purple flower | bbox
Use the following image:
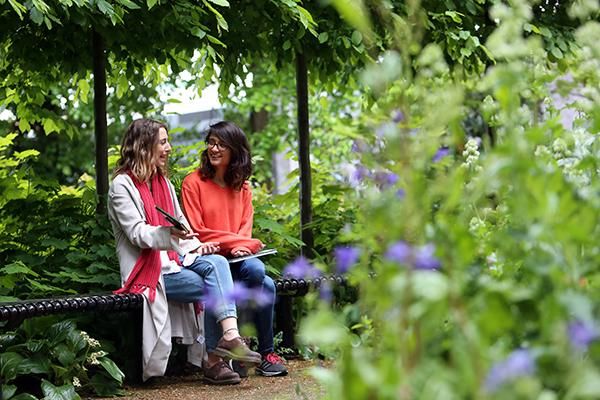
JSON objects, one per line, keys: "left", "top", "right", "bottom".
{"left": 485, "top": 349, "right": 535, "bottom": 392}
{"left": 334, "top": 246, "right": 361, "bottom": 274}
{"left": 433, "top": 147, "right": 450, "bottom": 162}
{"left": 385, "top": 241, "right": 442, "bottom": 271}
{"left": 226, "top": 282, "right": 252, "bottom": 303}
{"left": 568, "top": 320, "right": 598, "bottom": 351}
{"left": 413, "top": 244, "right": 441, "bottom": 270}
{"left": 319, "top": 281, "right": 333, "bottom": 303}
{"left": 374, "top": 171, "right": 399, "bottom": 189}
{"left": 351, "top": 165, "right": 371, "bottom": 184}
{"left": 351, "top": 140, "right": 368, "bottom": 153}
{"left": 202, "top": 288, "right": 224, "bottom": 313}
{"left": 283, "top": 256, "right": 321, "bottom": 279}
{"left": 224, "top": 282, "right": 272, "bottom": 308}
{"left": 249, "top": 288, "right": 272, "bottom": 307}
{"left": 384, "top": 241, "right": 412, "bottom": 265}
{"left": 396, "top": 188, "right": 406, "bottom": 199}
{"left": 392, "top": 109, "right": 405, "bottom": 123}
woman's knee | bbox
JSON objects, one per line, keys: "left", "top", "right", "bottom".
{"left": 204, "top": 254, "right": 230, "bottom": 269}
{"left": 164, "top": 270, "right": 204, "bottom": 302}
{"left": 242, "top": 258, "right": 266, "bottom": 284}
{"left": 263, "top": 275, "right": 275, "bottom": 294}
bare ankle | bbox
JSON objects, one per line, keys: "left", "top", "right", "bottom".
{"left": 222, "top": 327, "right": 239, "bottom": 340}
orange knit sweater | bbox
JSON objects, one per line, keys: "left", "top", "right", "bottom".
{"left": 181, "top": 170, "right": 263, "bottom": 256}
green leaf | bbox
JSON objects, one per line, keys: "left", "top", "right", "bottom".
{"left": 40, "top": 379, "right": 81, "bottom": 400}
{"left": 19, "top": 356, "right": 52, "bottom": 375}
{"left": 11, "top": 393, "right": 39, "bottom": 400}
{"left": 0, "top": 261, "right": 40, "bottom": 277}
{"left": 206, "top": 34, "right": 226, "bottom": 47}
{"left": 330, "top": 0, "right": 372, "bottom": 37}
{"left": 96, "top": 0, "right": 115, "bottom": 16}
{"left": 539, "top": 26, "right": 552, "bottom": 37}
{"left": 206, "top": 0, "right": 229, "bottom": 6}
{"left": 550, "top": 46, "right": 563, "bottom": 59}
{"left": 524, "top": 23, "right": 541, "bottom": 34}
{"left": 202, "top": 0, "right": 228, "bottom": 31}
{"left": 117, "top": 0, "right": 140, "bottom": 9}
{"left": 116, "top": 74, "right": 129, "bottom": 99}
{"left": 0, "top": 352, "right": 25, "bottom": 381}
{"left": 0, "top": 133, "right": 17, "bottom": 149}
{"left": 98, "top": 357, "right": 125, "bottom": 383}
{"left": 30, "top": 7, "right": 44, "bottom": 25}
{"left": 7, "top": 0, "right": 27, "bottom": 19}
{"left": 444, "top": 10, "right": 463, "bottom": 23}
{"left": 54, "top": 343, "right": 76, "bottom": 366}
{"left": 318, "top": 32, "right": 328, "bottom": 43}
{"left": 14, "top": 149, "right": 40, "bottom": 160}
{"left": 2, "top": 384, "right": 17, "bottom": 399}
{"left": 283, "top": 40, "right": 291, "bottom": 50}
{"left": 191, "top": 27, "right": 206, "bottom": 39}
{"left": 42, "top": 118, "right": 60, "bottom": 135}
{"left": 147, "top": 0, "right": 158, "bottom": 9}
{"left": 351, "top": 30, "right": 362, "bottom": 45}
{"left": 77, "top": 78, "right": 90, "bottom": 104}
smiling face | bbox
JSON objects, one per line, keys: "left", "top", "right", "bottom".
{"left": 206, "top": 134, "right": 231, "bottom": 170}
{"left": 153, "top": 127, "right": 171, "bottom": 169}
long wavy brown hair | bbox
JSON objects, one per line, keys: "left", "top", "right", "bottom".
{"left": 199, "top": 121, "right": 252, "bottom": 191}
{"left": 114, "top": 118, "right": 168, "bottom": 182}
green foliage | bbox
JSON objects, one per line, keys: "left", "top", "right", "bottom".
{"left": 0, "top": 136, "right": 120, "bottom": 301}
{"left": 0, "top": 318, "right": 124, "bottom": 398}
{"left": 296, "top": 1, "right": 600, "bottom": 399}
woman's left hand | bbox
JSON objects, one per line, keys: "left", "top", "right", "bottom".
{"left": 195, "top": 242, "right": 221, "bottom": 255}
{"left": 231, "top": 247, "right": 252, "bottom": 257}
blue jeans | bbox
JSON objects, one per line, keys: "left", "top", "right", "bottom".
{"left": 163, "top": 254, "right": 236, "bottom": 352}
{"left": 230, "top": 257, "right": 276, "bottom": 354}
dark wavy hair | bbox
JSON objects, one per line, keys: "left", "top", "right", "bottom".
{"left": 200, "top": 121, "right": 252, "bottom": 191}
{"left": 114, "top": 118, "right": 168, "bottom": 182}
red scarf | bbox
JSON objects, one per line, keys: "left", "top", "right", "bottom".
{"left": 114, "top": 172, "right": 181, "bottom": 302}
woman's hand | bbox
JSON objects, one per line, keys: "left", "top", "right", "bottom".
{"left": 195, "top": 242, "right": 221, "bottom": 255}
{"left": 169, "top": 227, "right": 198, "bottom": 240}
{"left": 231, "top": 246, "right": 252, "bottom": 257}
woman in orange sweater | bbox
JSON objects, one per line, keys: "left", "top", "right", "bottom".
{"left": 181, "top": 121, "right": 287, "bottom": 377}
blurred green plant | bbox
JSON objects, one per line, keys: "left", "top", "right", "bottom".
{"left": 297, "top": 1, "right": 600, "bottom": 399}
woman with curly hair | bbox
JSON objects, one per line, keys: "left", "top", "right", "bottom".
{"left": 181, "top": 121, "right": 288, "bottom": 377}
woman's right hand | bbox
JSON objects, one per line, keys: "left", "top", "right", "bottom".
{"left": 169, "top": 227, "right": 199, "bottom": 240}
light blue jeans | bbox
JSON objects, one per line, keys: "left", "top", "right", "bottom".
{"left": 163, "top": 254, "right": 236, "bottom": 352}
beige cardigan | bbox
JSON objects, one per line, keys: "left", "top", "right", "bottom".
{"left": 107, "top": 173, "right": 204, "bottom": 381}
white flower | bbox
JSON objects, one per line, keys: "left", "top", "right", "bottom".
{"left": 80, "top": 330, "right": 101, "bottom": 348}
{"left": 72, "top": 377, "right": 81, "bottom": 387}
{"left": 87, "top": 351, "right": 107, "bottom": 365}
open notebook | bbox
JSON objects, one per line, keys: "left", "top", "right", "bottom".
{"left": 227, "top": 248, "right": 278, "bottom": 264}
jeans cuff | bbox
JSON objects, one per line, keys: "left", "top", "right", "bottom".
{"left": 215, "top": 309, "right": 237, "bottom": 323}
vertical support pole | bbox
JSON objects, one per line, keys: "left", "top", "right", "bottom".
{"left": 295, "top": 49, "right": 314, "bottom": 258}
{"left": 274, "top": 295, "right": 296, "bottom": 351}
{"left": 93, "top": 29, "right": 108, "bottom": 215}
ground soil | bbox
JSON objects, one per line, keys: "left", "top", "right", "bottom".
{"left": 94, "top": 359, "right": 328, "bottom": 400}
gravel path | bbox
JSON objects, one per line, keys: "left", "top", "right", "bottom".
{"left": 95, "top": 359, "right": 327, "bottom": 400}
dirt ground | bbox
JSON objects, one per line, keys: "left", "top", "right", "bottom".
{"left": 95, "top": 359, "right": 328, "bottom": 400}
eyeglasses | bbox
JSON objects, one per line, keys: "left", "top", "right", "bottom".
{"left": 206, "top": 139, "right": 229, "bottom": 151}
